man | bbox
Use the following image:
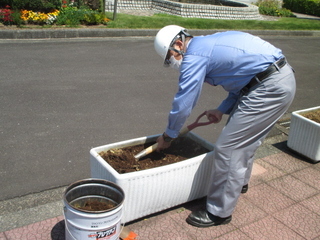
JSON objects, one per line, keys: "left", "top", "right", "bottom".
{"left": 154, "top": 25, "right": 296, "bottom": 227}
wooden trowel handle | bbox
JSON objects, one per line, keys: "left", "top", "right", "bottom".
{"left": 134, "top": 126, "right": 190, "bottom": 161}
{"left": 179, "top": 126, "right": 190, "bottom": 136}
{"left": 134, "top": 142, "right": 158, "bottom": 160}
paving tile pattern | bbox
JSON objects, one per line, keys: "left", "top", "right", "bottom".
{"left": 1, "top": 151, "right": 319, "bottom": 240}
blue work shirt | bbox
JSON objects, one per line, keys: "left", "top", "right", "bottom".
{"left": 166, "top": 31, "right": 284, "bottom": 138}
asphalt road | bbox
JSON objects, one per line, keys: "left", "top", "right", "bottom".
{"left": 0, "top": 35, "right": 319, "bottom": 201}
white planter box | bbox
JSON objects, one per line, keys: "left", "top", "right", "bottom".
{"left": 287, "top": 106, "right": 320, "bottom": 163}
{"left": 90, "top": 132, "right": 214, "bottom": 223}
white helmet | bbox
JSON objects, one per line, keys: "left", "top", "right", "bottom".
{"left": 154, "top": 25, "right": 191, "bottom": 66}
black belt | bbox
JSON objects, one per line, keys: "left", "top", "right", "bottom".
{"left": 241, "top": 58, "right": 287, "bottom": 94}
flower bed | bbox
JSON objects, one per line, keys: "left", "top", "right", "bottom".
{"left": 20, "top": 9, "right": 60, "bottom": 25}
{"left": 0, "top": 4, "right": 110, "bottom": 27}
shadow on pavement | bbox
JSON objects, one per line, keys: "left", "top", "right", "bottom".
{"left": 51, "top": 220, "right": 65, "bottom": 240}
{"left": 272, "top": 140, "right": 318, "bottom": 164}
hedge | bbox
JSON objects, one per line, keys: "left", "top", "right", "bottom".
{"left": 0, "top": 0, "right": 62, "bottom": 12}
{"left": 284, "top": 0, "right": 320, "bottom": 16}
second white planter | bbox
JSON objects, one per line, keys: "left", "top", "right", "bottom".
{"left": 287, "top": 106, "right": 320, "bottom": 163}
{"left": 90, "top": 132, "right": 214, "bottom": 223}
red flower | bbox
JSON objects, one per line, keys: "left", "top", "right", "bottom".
{"left": 62, "top": 0, "right": 68, "bottom": 8}
{"left": 0, "top": 7, "right": 14, "bottom": 24}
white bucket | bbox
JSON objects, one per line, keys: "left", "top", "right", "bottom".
{"left": 63, "top": 178, "right": 125, "bottom": 240}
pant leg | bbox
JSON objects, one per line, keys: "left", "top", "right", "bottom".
{"left": 206, "top": 64, "right": 296, "bottom": 218}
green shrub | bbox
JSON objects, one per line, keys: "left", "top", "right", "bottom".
{"left": 284, "top": 0, "right": 320, "bottom": 16}
{"left": 256, "top": 0, "right": 294, "bottom": 17}
{"left": 257, "top": 0, "right": 280, "bottom": 16}
{"left": 56, "top": 6, "right": 107, "bottom": 26}
{"left": 82, "top": 12, "right": 106, "bottom": 24}
{"left": 56, "top": 6, "right": 83, "bottom": 26}
{"left": 278, "top": 7, "right": 295, "bottom": 17}
{"left": 11, "top": 9, "right": 23, "bottom": 26}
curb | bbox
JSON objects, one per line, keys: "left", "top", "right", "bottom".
{"left": 0, "top": 28, "right": 320, "bottom": 39}
{"left": 0, "top": 29, "right": 158, "bottom": 39}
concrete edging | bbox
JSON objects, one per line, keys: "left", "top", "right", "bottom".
{"left": 0, "top": 28, "right": 320, "bottom": 39}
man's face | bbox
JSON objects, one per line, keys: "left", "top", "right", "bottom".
{"left": 169, "top": 44, "right": 183, "bottom": 60}
{"left": 165, "top": 41, "right": 184, "bottom": 63}
{"left": 164, "top": 43, "right": 184, "bottom": 70}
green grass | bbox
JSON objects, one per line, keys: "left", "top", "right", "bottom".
{"left": 105, "top": 13, "right": 320, "bottom": 30}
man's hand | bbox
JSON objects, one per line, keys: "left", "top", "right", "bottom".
{"left": 156, "top": 134, "right": 172, "bottom": 152}
{"left": 206, "top": 109, "right": 223, "bottom": 124}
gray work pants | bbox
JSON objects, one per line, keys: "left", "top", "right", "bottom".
{"left": 206, "top": 63, "right": 296, "bottom": 218}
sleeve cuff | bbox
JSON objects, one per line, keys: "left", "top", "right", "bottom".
{"left": 165, "top": 128, "right": 180, "bottom": 138}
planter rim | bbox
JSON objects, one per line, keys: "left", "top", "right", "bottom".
{"left": 90, "top": 132, "right": 214, "bottom": 180}
{"left": 292, "top": 106, "right": 320, "bottom": 126}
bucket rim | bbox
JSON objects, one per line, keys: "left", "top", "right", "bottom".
{"left": 64, "top": 178, "right": 125, "bottom": 214}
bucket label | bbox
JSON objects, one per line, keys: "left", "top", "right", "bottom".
{"left": 90, "top": 213, "right": 121, "bottom": 228}
{"left": 88, "top": 225, "right": 117, "bottom": 240}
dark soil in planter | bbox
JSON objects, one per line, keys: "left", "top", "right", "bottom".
{"left": 300, "top": 109, "right": 320, "bottom": 124}
{"left": 71, "top": 197, "right": 116, "bottom": 211}
{"left": 99, "top": 137, "right": 210, "bottom": 174}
